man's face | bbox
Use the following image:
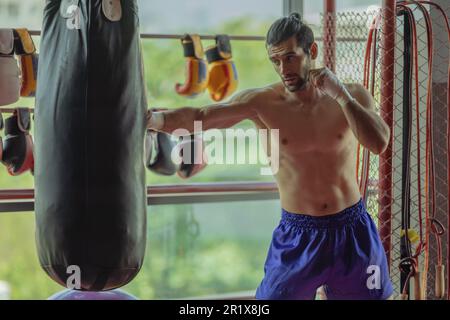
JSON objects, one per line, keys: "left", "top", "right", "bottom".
{"left": 268, "top": 37, "right": 312, "bottom": 92}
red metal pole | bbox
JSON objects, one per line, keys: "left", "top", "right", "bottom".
{"left": 323, "top": 0, "right": 336, "bottom": 72}
{"left": 378, "top": 0, "right": 396, "bottom": 270}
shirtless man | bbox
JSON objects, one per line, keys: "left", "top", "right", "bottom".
{"left": 147, "top": 13, "right": 393, "bottom": 300}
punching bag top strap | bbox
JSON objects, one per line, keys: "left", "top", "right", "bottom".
{"left": 13, "top": 29, "right": 36, "bottom": 55}
{"left": 102, "top": 0, "right": 122, "bottom": 22}
{"left": 16, "top": 108, "right": 31, "bottom": 133}
{"left": 60, "top": 0, "right": 80, "bottom": 19}
{"left": 0, "top": 29, "right": 14, "bottom": 55}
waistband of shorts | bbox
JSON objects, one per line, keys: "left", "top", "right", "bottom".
{"left": 281, "top": 198, "right": 366, "bottom": 229}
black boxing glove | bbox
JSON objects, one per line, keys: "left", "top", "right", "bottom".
{"left": 1, "top": 108, "right": 34, "bottom": 175}
{"left": 145, "top": 131, "right": 178, "bottom": 176}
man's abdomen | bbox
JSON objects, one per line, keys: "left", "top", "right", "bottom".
{"left": 275, "top": 152, "right": 361, "bottom": 215}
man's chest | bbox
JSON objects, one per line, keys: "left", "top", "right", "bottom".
{"left": 256, "top": 100, "right": 353, "bottom": 153}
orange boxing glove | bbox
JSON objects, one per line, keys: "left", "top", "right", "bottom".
{"left": 175, "top": 34, "right": 208, "bottom": 97}
{"left": 20, "top": 53, "right": 38, "bottom": 97}
{"left": 13, "top": 28, "right": 38, "bottom": 97}
{"left": 13, "top": 28, "right": 36, "bottom": 55}
{"left": 205, "top": 35, "right": 238, "bottom": 102}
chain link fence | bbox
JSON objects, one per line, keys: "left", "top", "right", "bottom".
{"left": 321, "top": 2, "right": 449, "bottom": 300}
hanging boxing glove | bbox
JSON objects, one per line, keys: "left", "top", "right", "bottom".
{"left": 0, "top": 28, "right": 14, "bottom": 55}
{"left": 12, "top": 28, "right": 38, "bottom": 97}
{"left": 205, "top": 35, "right": 239, "bottom": 102}
{"left": 177, "top": 134, "right": 208, "bottom": 179}
{"left": 19, "top": 53, "right": 38, "bottom": 97}
{"left": 146, "top": 131, "right": 178, "bottom": 176}
{"left": 0, "top": 29, "right": 20, "bottom": 106}
{"left": 13, "top": 28, "right": 36, "bottom": 55}
{"left": 175, "top": 34, "right": 208, "bottom": 97}
{"left": 1, "top": 108, "right": 34, "bottom": 176}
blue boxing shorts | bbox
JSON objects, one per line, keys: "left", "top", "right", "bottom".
{"left": 256, "top": 198, "right": 393, "bottom": 300}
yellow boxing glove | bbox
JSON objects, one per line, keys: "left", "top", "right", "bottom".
{"left": 13, "top": 28, "right": 37, "bottom": 97}
{"left": 205, "top": 35, "right": 238, "bottom": 102}
{"left": 13, "top": 28, "right": 35, "bottom": 55}
{"left": 175, "top": 34, "right": 208, "bottom": 97}
{"left": 20, "top": 53, "right": 38, "bottom": 97}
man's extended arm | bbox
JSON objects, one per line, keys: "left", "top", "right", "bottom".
{"left": 146, "top": 89, "right": 260, "bottom": 135}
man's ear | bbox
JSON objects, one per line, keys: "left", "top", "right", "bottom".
{"left": 310, "top": 42, "right": 318, "bottom": 60}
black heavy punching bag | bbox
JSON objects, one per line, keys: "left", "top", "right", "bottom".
{"left": 35, "top": 0, "right": 147, "bottom": 290}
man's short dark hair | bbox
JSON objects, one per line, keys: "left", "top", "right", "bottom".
{"left": 266, "top": 13, "right": 315, "bottom": 55}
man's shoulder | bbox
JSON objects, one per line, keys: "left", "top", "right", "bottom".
{"left": 265, "top": 82, "right": 284, "bottom": 95}
{"left": 251, "top": 82, "right": 284, "bottom": 101}
{"left": 229, "top": 83, "right": 281, "bottom": 103}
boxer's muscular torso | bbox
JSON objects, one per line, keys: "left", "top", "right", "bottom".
{"left": 248, "top": 82, "right": 362, "bottom": 216}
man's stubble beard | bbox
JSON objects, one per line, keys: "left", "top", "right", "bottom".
{"left": 285, "top": 59, "right": 311, "bottom": 93}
